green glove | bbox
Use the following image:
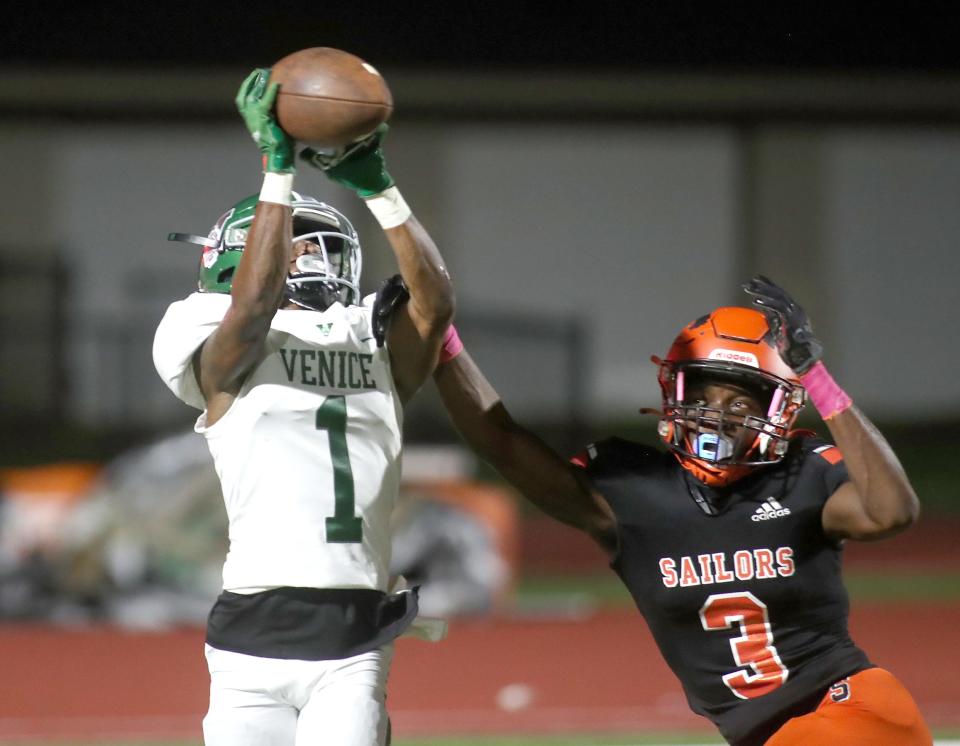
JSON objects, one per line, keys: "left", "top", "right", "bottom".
{"left": 235, "top": 68, "right": 295, "bottom": 174}
{"left": 300, "top": 124, "right": 394, "bottom": 197}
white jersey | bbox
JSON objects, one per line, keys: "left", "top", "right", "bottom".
{"left": 153, "top": 292, "right": 403, "bottom": 594}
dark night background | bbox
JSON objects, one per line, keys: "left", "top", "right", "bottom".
{"left": 3, "top": 2, "right": 960, "bottom": 463}
{"left": 5, "top": 3, "right": 960, "bottom": 72}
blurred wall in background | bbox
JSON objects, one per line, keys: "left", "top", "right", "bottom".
{"left": 1, "top": 71, "right": 959, "bottom": 441}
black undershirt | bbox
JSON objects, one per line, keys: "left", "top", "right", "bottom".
{"left": 206, "top": 586, "right": 419, "bottom": 660}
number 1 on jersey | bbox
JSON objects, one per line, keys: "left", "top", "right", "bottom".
{"left": 316, "top": 396, "right": 362, "bottom": 543}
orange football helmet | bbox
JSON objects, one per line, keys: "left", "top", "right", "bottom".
{"left": 653, "top": 307, "right": 807, "bottom": 487}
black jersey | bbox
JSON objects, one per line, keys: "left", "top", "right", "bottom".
{"left": 580, "top": 435, "right": 872, "bottom": 746}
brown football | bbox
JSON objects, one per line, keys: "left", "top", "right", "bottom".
{"left": 269, "top": 47, "right": 393, "bottom": 148}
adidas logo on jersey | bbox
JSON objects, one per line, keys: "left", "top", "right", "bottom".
{"left": 752, "top": 497, "right": 791, "bottom": 522}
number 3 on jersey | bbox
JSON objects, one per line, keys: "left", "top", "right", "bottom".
{"left": 700, "top": 591, "right": 788, "bottom": 699}
{"left": 316, "top": 396, "right": 362, "bottom": 543}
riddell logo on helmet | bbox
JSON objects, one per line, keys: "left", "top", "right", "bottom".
{"left": 709, "top": 348, "right": 759, "bottom": 367}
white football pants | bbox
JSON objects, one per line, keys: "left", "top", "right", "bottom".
{"left": 202, "top": 643, "right": 393, "bottom": 746}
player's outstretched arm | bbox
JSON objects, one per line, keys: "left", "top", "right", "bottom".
{"left": 816, "top": 405, "right": 919, "bottom": 540}
{"left": 196, "top": 69, "right": 295, "bottom": 424}
{"left": 377, "top": 214, "right": 455, "bottom": 401}
{"left": 433, "top": 340, "right": 618, "bottom": 557}
{"left": 744, "top": 275, "right": 920, "bottom": 541}
{"left": 302, "top": 127, "right": 454, "bottom": 402}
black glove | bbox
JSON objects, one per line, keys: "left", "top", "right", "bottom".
{"left": 372, "top": 274, "right": 410, "bottom": 348}
{"left": 742, "top": 275, "right": 823, "bottom": 374}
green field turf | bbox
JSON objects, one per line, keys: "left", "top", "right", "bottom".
{"left": 513, "top": 568, "right": 960, "bottom": 613}
{"left": 844, "top": 570, "right": 960, "bottom": 600}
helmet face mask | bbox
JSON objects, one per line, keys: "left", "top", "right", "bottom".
{"left": 662, "top": 361, "right": 798, "bottom": 464}
{"left": 174, "top": 192, "right": 362, "bottom": 311}
{"left": 654, "top": 307, "right": 807, "bottom": 487}
{"left": 286, "top": 208, "right": 362, "bottom": 310}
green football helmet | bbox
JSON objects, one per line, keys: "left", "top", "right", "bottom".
{"left": 169, "top": 192, "right": 362, "bottom": 310}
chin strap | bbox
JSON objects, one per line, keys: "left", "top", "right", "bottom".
{"left": 283, "top": 280, "right": 343, "bottom": 312}
{"left": 673, "top": 450, "right": 755, "bottom": 489}
{"left": 681, "top": 468, "right": 722, "bottom": 516}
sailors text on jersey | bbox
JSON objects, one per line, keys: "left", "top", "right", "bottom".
{"left": 659, "top": 547, "right": 795, "bottom": 588}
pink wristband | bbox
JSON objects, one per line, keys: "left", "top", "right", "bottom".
{"left": 799, "top": 361, "right": 852, "bottom": 420}
{"left": 439, "top": 324, "right": 464, "bottom": 364}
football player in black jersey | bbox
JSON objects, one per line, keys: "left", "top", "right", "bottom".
{"left": 432, "top": 276, "right": 931, "bottom": 746}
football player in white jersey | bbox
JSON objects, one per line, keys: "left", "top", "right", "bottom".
{"left": 153, "top": 69, "right": 454, "bottom": 746}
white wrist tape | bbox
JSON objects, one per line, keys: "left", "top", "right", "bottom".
{"left": 364, "top": 186, "right": 411, "bottom": 229}
{"left": 259, "top": 172, "right": 294, "bottom": 206}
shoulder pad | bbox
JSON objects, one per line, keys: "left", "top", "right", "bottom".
{"left": 812, "top": 443, "right": 844, "bottom": 465}
{"left": 152, "top": 293, "right": 229, "bottom": 410}
{"left": 372, "top": 274, "right": 410, "bottom": 348}
{"left": 791, "top": 432, "right": 845, "bottom": 464}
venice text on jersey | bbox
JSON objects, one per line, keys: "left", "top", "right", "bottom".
{"left": 279, "top": 349, "right": 378, "bottom": 390}
{"left": 659, "top": 547, "right": 795, "bottom": 588}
